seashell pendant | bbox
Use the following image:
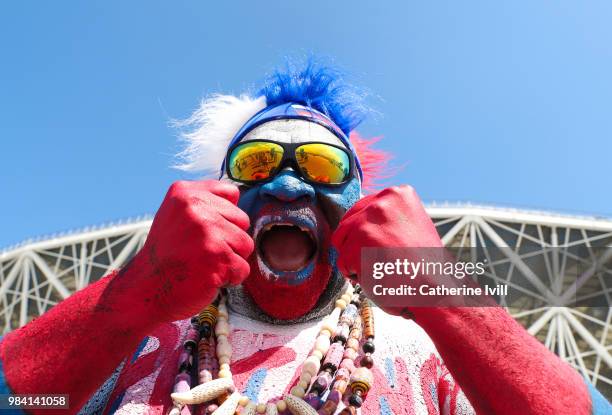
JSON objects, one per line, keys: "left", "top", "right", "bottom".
{"left": 284, "top": 394, "right": 318, "bottom": 415}
{"left": 170, "top": 377, "right": 233, "bottom": 405}
{"left": 211, "top": 391, "right": 241, "bottom": 415}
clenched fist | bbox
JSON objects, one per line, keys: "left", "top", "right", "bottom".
{"left": 121, "top": 180, "right": 254, "bottom": 323}
{"left": 331, "top": 185, "right": 443, "bottom": 314}
{"left": 332, "top": 185, "right": 442, "bottom": 275}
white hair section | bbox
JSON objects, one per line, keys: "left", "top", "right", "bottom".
{"left": 174, "top": 94, "right": 267, "bottom": 177}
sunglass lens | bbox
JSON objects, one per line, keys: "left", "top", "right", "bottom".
{"left": 228, "top": 141, "right": 284, "bottom": 182}
{"left": 295, "top": 143, "right": 350, "bottom": 184}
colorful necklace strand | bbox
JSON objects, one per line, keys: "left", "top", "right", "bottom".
{"left": 170, "top": 284, "right": 375, "bottom": 415}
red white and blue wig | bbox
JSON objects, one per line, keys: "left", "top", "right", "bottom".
{"left": 175, "top": 61, "right": 390, "bottom": 193}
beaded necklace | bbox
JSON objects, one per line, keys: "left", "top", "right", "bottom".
{"left": 170, "top": 284, "right": 375, "bottom": 415}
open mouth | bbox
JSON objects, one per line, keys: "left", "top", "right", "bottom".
{"left": 257, "top": 222, "right": 317, "bottom": 272}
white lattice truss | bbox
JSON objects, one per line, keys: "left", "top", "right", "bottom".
{"left": 1, "top": 204, "right": 611, "bottom": 396}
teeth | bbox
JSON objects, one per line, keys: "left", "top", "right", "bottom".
{"left": 261, "top": 222, "right": 314, "bottom": 238}
{"left": 262, "top": 222, "right": 293, "bottom": 232}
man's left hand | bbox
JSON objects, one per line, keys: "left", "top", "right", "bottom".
{"left": 331, "top": 185, "right": 443, "bottom": 314}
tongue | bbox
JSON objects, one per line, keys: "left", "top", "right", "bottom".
{"left": 260, "top": 225, "right": 315, "bottom": 271}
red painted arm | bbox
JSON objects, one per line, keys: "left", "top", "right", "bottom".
{"left": 0, "top": 261, "right": 156, "bottom": 414}
{"left": 0, "top": 180, "right": 253, "bottom": 414}
{"left": 333, "top": 185, "right": 593, "bottom": 414}
{"left": 413, "top": 306, "right": 591, "bottom": 415}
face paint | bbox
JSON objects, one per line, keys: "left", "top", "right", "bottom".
{"left": 316, "top": 177, "right": 361, "bottom": 229}
{"left": 243, "top": 119, "right": 345, "bottom": 146}
{"left": 234, "top": 119, "right": 362, "bottom": 319}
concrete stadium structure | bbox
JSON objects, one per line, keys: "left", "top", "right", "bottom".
{"left": 1, "top": 204, "right": 611, "bottom": 397}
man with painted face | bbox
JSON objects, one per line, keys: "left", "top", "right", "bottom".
{"left": 0, "top": 63, "right": 609, "bottom": 415}
{"left": 226, "top": 102, "right": 365, "bottom": 322}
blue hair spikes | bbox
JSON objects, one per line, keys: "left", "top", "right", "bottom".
{"left": 258, "top": 59, "right": 368, "bottom": 136}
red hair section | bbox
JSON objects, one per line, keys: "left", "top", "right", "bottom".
{"left": 349, "top": 132, "right": 394, "bottom": 193}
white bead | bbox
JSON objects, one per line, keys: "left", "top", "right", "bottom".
{"left": 310, "top": 350, "right": 323, "bottom": 360}
{"left": 341, "top": 294, "right": 352, "bottom": 303}
{"left": 217, "top": 342, "right": 232, "bottom": 359}
{"left": 318, "top": 329, "right": 331, "bottom": 337}
{"left": 314, "top": 335, "right": 330, "bottom": 355}
{"left": 218, "top": 369, "right": 232, "bottom": 378}
{"left": 321, "top": 318, "right": 336, "bottom": 333}
{"left": 290, "top": 386, "right": 305, "bottom": 398}
{"left": 302, "top": 355, "right": 320, "bottom": 377}
{"left": 239, "top": 396, "right": 250, "bottom": 407}
{"left": 335, "top": 299, "right": 347, "bottom": 310}
{"left": 215, "top": 320, "right": 230, "bottom": 336}
{"left": 299, "top": 372, "right": 312, "bottom": 384}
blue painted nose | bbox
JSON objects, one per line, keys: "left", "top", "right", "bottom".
{"left": 259, "top": 170, "right": 316, "bottom": 202}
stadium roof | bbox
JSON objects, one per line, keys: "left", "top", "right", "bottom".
{"left": 1, "top": 203, "right": 611, "bottom": 395}
{"left": 3, "top": 203, "right": 612, "bottom": 256}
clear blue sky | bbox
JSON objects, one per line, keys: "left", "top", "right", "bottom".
{"left": 1, "top": 1, "right": 611, "bottom": 249}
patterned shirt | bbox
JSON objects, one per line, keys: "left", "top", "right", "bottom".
{"left": 97, "top": 308, "right": 474, "bottom": 415}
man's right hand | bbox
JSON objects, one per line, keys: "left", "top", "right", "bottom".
{"left": 127, "top": 180, "right": 254, "bottom": 322}
{"left": 0, "top": 180, "right": 254, "bottom": 414}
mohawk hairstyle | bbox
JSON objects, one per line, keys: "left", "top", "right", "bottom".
{"left": 175, "top": 59, "right": 392, "bottom": 192}
{"left": 258, "top": 59, "right": 368, "bottom": 135}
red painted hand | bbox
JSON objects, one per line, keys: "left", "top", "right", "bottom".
{"left": 127, "top": 180, "right": 254, "bottom": 322}
{"left": 331, "top": 185, "right": 443, "bottom": 315}
{"left": 332, "top": 186, "right": 594, "bottom": 415}
{"left": 0, "top": 180, "right": 255, "bottom": 414}
{"left": 332, "top": 185, "right": 442, "bottom": 275}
